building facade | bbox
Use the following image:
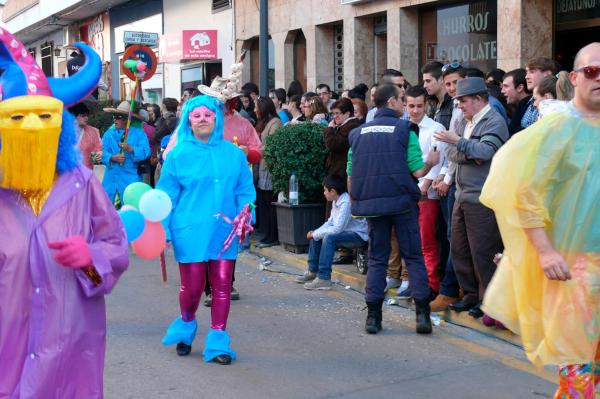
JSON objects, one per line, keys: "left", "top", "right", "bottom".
{"left": 235, "top": 0, "right": 599, "bottom": 93}
{"left": 161, "top": 0, "right": 235, "bottom": 100}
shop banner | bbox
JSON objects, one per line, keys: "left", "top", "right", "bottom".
{"left": 182, "top": 30, "right": 218, "bottom": 60}
{"left": 556, "top": 0, "right": 600, "bottom": 23}
{"left": 159, "top": 32, "right": 183, "bottom": 63}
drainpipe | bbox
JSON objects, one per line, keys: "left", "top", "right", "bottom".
{"left": 259, "top": 0, "right": 268, "bottom": 96}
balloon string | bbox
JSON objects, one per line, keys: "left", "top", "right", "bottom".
{"left": 122, "top": 76, "right": 139, "bottom": 146}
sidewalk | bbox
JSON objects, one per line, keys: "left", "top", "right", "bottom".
{"left": 250, "top": 243, "right": 522, "bottom": 349}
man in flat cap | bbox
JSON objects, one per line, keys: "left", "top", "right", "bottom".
{"left": 434, "top": 77, "right": 508, "bottom": 320}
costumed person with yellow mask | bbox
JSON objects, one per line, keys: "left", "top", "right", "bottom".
{"left": 480, "top": 42, "right": 600, "bottom": 398}
{"left": 0, "top": 29, "right": 129, "bottom": 397}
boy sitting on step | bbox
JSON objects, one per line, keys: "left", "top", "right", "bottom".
{"left": 296, "top": 175, "right": 368, "bottom": 290}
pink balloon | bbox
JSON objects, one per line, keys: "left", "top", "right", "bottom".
{"left": 136, "top": 62, "right": 147, "bottom": 72}
{"left": 132, "top": 221, "right": 166, "bottom": 259}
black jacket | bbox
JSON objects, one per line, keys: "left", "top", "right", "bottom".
{"left": 508, "top": 95, "right": 532, "bottom": 137}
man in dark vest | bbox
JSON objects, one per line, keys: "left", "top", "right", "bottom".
{"left": 347, "top": 84, "right": 440, "bottom": 335}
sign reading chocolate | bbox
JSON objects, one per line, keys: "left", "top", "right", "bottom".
{"left": 433, "top": 1, "right": 497, "bottom": 64}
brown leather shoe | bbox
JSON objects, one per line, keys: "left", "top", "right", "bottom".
{"left": 430, "top": 294, "right": 459, "bottom": 312}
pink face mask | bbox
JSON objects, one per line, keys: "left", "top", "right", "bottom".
{"left": 188, "top": 106, "right": 216, "bottom": 125}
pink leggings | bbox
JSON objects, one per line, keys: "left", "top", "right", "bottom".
{"left": 178, "top": 260, "right": 234, "bottom": 330}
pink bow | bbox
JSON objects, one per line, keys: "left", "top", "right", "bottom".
{"left": 215, "top": 204, "right": 254, "bottom": 258}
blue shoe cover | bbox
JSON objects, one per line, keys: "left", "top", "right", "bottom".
{"left": 162, "top": 317, "right": 197, "bottom": 346}
{"left": 202, "top": 329, "right": 237, "bottom": 362}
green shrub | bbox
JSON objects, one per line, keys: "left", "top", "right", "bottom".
{"left": 88, "top": 99, "right": 121, "bottom": 135}
{"left": 263, "top": 122, "right": 328, "bottom": 204}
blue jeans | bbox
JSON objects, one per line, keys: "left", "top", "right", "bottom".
{"left": 308, "top": 232, "right": 366, "bottom": 280}
{"left": 439, "top": 184, "right": 460, "bottom": 297}
{"left": 366, "top": 204, "right": 431, "bottom": 303}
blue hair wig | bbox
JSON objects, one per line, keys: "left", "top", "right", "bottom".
{"left": 56, "top": 110, "right": 82, "bottom": 174}
{"left": 176, "top": 95, "right": 225, "bottom": 145}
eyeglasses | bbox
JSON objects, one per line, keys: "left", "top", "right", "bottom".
{"left": 113, "top": 115, "right": 125, "bottom": 120}
{"left": 442, "top": 62, "right": 461, "bottom": 73}
{"left": 574, "top": 65, "right": 600, "bottom": 80}
{"left": 397, "top": 83, "right": 408, "bottom": 89}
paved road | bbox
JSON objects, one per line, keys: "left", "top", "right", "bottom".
{"left": 105, "top": 250, "right": 556, "bottom": 399}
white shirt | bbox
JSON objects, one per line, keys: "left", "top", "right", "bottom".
{"left": 463, "top": 104, "right": 491, "bottom": 140}
{"left": 442, "top": 102, "right": 465, "bottom": 186}
{"left": 414, "top": 116, "right": 446, "bottom": 199}
{"left": 312, "top": 192, "right": 369, "bottom": 242}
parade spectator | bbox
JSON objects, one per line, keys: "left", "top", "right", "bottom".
{"left": 287, "top": 94, "right": 305, "bottom": 124}
{"left": 269, "top": 88, "right": 291, "bottom": 124}
{"left": 348, "top": 84, "right": 440, "bottom": 335}
{"left": 153, "top": 97, "right": 179, "bottom": 149}
{"left": 101, "top": 101, "right": 151, "bottom": 207}
{"left": 146, "top": 103, "right": 161, "bottom": 126}
{"left": 348, "top": 83, "right": 369, "bottom": 102}
{"left": 501, "top": 68, "right": 532, "bottom": 136}
{"left": 316, "top": 83, "right": 336, "bottom": 111}
{"left": 303, "top": 95, "right": 329, "bottom": 124}
{"left": 422, "top": 61, "right": 453, "bottom": 130}
{"left": 405, "top": 85, "right": 446, "bottom": 293}
{"left": 462, "top": 68, "right": 509, "bottom": 124}
{"left": 255, "top": 97, "right": 283, "bottom": 249}
{"left": 296, "top": 175, "right": 368, "bottom": 290}
{"left": 521, "top": 57, "right": 560, "bottom": 129}
{"left": 241, "top": 81, "right": 260, "bottom": 102}
{"left": 434, "top": 77, "right": 508, "bottom": 318}
{"left": 351, "top": 98, "right": 368, "bottom": 124}
{"left": 556, "top": 70, "right": 575, "bottom": 100}
{"left": 324, "top": 98, "right": 361, "bottom": 182}
{"left": 69, "top": 102, "right": 102, "bottom": 170}
{"left": 238, "top": 91, "right": 257, "bottom": 125}
{"left": 287, "top": 79, "right": 304, "bottom": 99}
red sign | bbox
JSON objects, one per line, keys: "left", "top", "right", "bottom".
{"left": 121, "top": 45, "right": 157, "bottom": 82}
{"left": 182, "top": 30, "right": 218, "bottom": 60}
{"left": 158, "top": 32, "right": 183, "bottom": 63}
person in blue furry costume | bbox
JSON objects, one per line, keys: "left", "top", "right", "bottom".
{"left": 157, "top": 94, "right": 255, "bottom": 365}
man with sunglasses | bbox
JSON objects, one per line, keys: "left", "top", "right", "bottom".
{"left": 479, "top": 42, "right": 600, "bottom": 397}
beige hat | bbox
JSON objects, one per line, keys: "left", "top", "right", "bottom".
{"left": 197, "top": 62, "right": 244, "bottom": 103}
{"left": 103, "top": 100, "right": 144, "bottom": 120}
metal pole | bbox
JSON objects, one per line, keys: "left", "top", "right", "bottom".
{"left": 259, "top": 0, "right": 268, "bottom": 96}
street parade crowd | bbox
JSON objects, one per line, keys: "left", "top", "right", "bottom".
{"left": 0, "top": 23, "right": 599, "bottom": 397}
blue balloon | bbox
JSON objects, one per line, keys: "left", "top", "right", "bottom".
{"left": 139, "top": 189, "right": 173, "bottom": 222}
{"left": 118, "top": 209, "right": 146, "bottom": 243}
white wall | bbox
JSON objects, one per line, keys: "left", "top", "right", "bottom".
{"left": 162, "top": 0, "right": 234, "bottom": 99}
{"left": 4, "top": 0, "right": 80, "bottom": 34}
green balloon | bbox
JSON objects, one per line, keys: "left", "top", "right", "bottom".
{"left": 123, "top": 182, "right": 152, "bottom": 209}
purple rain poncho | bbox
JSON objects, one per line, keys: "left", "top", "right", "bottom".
{"left": 0, "top": 166, "right": 129, "bottom": 398}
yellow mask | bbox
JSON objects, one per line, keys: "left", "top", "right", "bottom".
{"left": 0, "top": 95, "right": 63, "bottom": 192}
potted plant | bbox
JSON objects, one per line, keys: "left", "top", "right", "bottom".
{"left": 263, "top": 122, "right": 329, "bottom": 253}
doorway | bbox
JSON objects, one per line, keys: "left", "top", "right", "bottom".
{"left": 555, "top": 26, "right": 600, "bottom": 70}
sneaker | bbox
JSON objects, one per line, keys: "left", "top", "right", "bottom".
{"left": 230, "top": 287, "right": 240, "bottom": 301}
{"left": 204, "top": 295, "right": 212, "bottom": 307}
{"left": 295, "top": 271, "right": 317, "bottom": 284}
{"left": 396, "top": 286, "right": 412, "bottom": 299}
{"left": 303, "top": 277, "right": 332, "bottom": 290}
{"left": 384, "top": 277, "right": 402, "bottom": 292}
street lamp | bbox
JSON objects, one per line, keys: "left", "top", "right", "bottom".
{"left": 53, "top": 46, "right": 65, "bottom": 58}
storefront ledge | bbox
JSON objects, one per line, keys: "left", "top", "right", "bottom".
{"left": 250, "top": 243, "right": 521, "bottom": 349}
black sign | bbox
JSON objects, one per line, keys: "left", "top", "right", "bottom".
{"left": 556, "top": 0, "right": 600, "bottom": 23}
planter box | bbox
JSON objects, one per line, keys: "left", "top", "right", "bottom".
{"left": 273, "top": 202, "right": 325, "bottom": 253}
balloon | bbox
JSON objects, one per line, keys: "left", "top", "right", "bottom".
{"left": 123, "top": 59, "right": 138, "bottom": 70}
{"left": 139, "top": 189, "right": 173, "bottom": 222}
{"left": 136, "top": 62, "right": 147, "bottom": 72}
{"left": 120, "top": 205, "right": 136, "bottom": 212}
{"left": 118, "top": 209, "right": 145, "bottom": 243}
{"left": 123, "top": 182, "right": 151, "bottom": 209}
{"left": 132, "top": 221, "right": 166, "bottom": 259}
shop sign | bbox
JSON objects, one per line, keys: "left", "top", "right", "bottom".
{"left": 79, "top": 12, "right": 110, "bottom": 62}
{"left": 556, "top": 0, "right": 600, "bottom": 23}
{"left": 159, "top": 32, "right": 183, "bottom": 63}
{"left": 182, "top": 30, "right": 218, "bottom": 60}
{"left": 428, "top": 1, "right": 497, "bottom": 66}
{"left": 124, "top": 31, "right": 159, "bottom": 47}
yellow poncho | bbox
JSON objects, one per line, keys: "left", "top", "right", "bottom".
{"left": 480, "top": 107, "right": 600, "bottom": 367}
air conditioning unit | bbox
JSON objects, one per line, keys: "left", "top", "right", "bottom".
{"left": 341, "top": 0, "right": 374, "bottom": 4}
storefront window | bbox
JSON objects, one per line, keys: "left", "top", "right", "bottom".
{"left": 421, "top": 0, "right": 497, "bottom": 73}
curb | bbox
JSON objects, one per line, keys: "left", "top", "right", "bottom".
{"left": 250, "top": 243, "right": 523, "bottom": 349}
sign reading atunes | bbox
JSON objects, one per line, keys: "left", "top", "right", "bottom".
{"left": 556, "top": 0, "right": 600, "bottom": 23}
